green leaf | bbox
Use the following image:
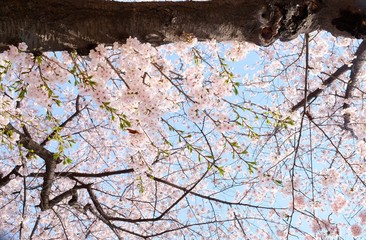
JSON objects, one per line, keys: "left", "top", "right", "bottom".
{"left": 240, "top": 149, "right": 248, "bottom": 155}
{"left": 70, "top": 66, "right": 76, "bottom": 74}
{"left": 54, "top": 99, "right": 61, "bottom": 107}
{"left": 274, "top": 179, "right": 283, "bottom": 186}
{"left": 36, "top": 56, "right": 42, "bottom": 65}
{"left": 233, "top": 86, "right": 238, "bottom": 95}
{"left": 216, "top": 166, "right": 225, "bottom": 176}
{"left": 231, "top": 141, "right": 239, "bottom": 148}
{"left": 18, "top": 88, "right": 27, "bottom": 99}
{"left": 53, "top": 152, "right": 60, "bottom": 160}
{"left": 164, "top": 138, "right": 173, "bottom": 147}
{"left": 187, "top": 144, "right": 193, "bottom": 153}
{"left": 63, "top": 157, "right": 73, "bottom": 165}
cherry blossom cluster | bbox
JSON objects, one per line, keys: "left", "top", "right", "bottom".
{"left": 0, "top": 30, "right": 366, "bottom": 239}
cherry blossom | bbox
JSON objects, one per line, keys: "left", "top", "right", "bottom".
{"left": 0, "top": 28, "right": 365, "bottom": 240}
{"left": 350, "top": 224, "right": 362, "bottom": 237}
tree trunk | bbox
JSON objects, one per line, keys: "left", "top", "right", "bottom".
{"left": 0, "top": 0, "right": 365, "bottom": 53}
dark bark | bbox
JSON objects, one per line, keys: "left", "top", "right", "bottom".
{"left": 0, "top": 165, "right": 21, "bottom": 188}
{"left": 0, "top": 0, "right": 365, "bottom": 53}
{"left": 4, "top": 124, "right": 61, "bottom": 210}
{"left": 342, "top": 40, "right": 366, "bottom": 135}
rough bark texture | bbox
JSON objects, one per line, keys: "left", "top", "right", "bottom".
{"left": 0, "top": 0, "right": 365, "bottom": 53}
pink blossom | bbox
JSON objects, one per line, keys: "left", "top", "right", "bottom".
{"left": 350, "top": 224, "right": 362, "bottom": 237}
{"left": 294, "top": 195, "right": 306, "bottom": 210}
{"left": 359, "top": 211, "right": 366, "bottom": 224}
{"left": 331, "top": 195, "right": 347, "bottom": 214}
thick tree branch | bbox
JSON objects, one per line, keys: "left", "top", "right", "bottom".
{"left": 3, "top": 124, "right": 61, "bottom": 210}
{"left": 291, "top": 40, "right": 366, "bottom": 112}
{"left": 0, "top": 165, "right": 21, "bottom": 188}
{"left": 291, "top": 65, "right": 350, "bottom": 112}
{"left": 0, "top": 0, "right": 364, "bottom": 53}
{"left": 342, "top": 40, "right": 366, "bottom": 133}
{"left": 26, "top": 168, "right": 282, "bottom": 211}
{"left": 48, "top": 184, "right": 86, "bottom": 208}
{"left": 4, "top": 124, "right": 62, "bottom": 164}
{"left": 27, "top": 169, "right": 134, "bottom": 178}
{"left": 3, "top": 97, "right": 83, "bottom": 210}
{"left": 84, "top": 170, "right": 208, "bottom": 223}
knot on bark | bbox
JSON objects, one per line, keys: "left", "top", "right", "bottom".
{"left": 258, "top": 4, "right": 284, "bottom": 46}
{"left": 258, "top": 0, "right": 322, "bottom": 45}
{"left": 278, "top": 0, "right": 322, "bottom": 42}
{"left": 332, "top": 9, "right": 366, "bottom": 39}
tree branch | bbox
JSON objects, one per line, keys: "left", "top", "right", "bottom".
{"left": 0, "top": 165, "right": 21, "bottom": 188}
{"left": 3, "top": 123, "right": 62, "bottom": 210}
{"left": 342, "top": 40, "right": 366, "bottom": 134}
{"left": 27, "top": 168, "right": 134, "bottom": 178}
{"left": 40, "top": 95, "right": 83, "bottom": 147}
{"left": 48, "top": 184, "right": 86, "bottom": 208}
{"left": 291, "top": 40, "right": 366, "bottom": 112}
{"left": 148, "top": 174, "right": 284, "bottom": 211}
